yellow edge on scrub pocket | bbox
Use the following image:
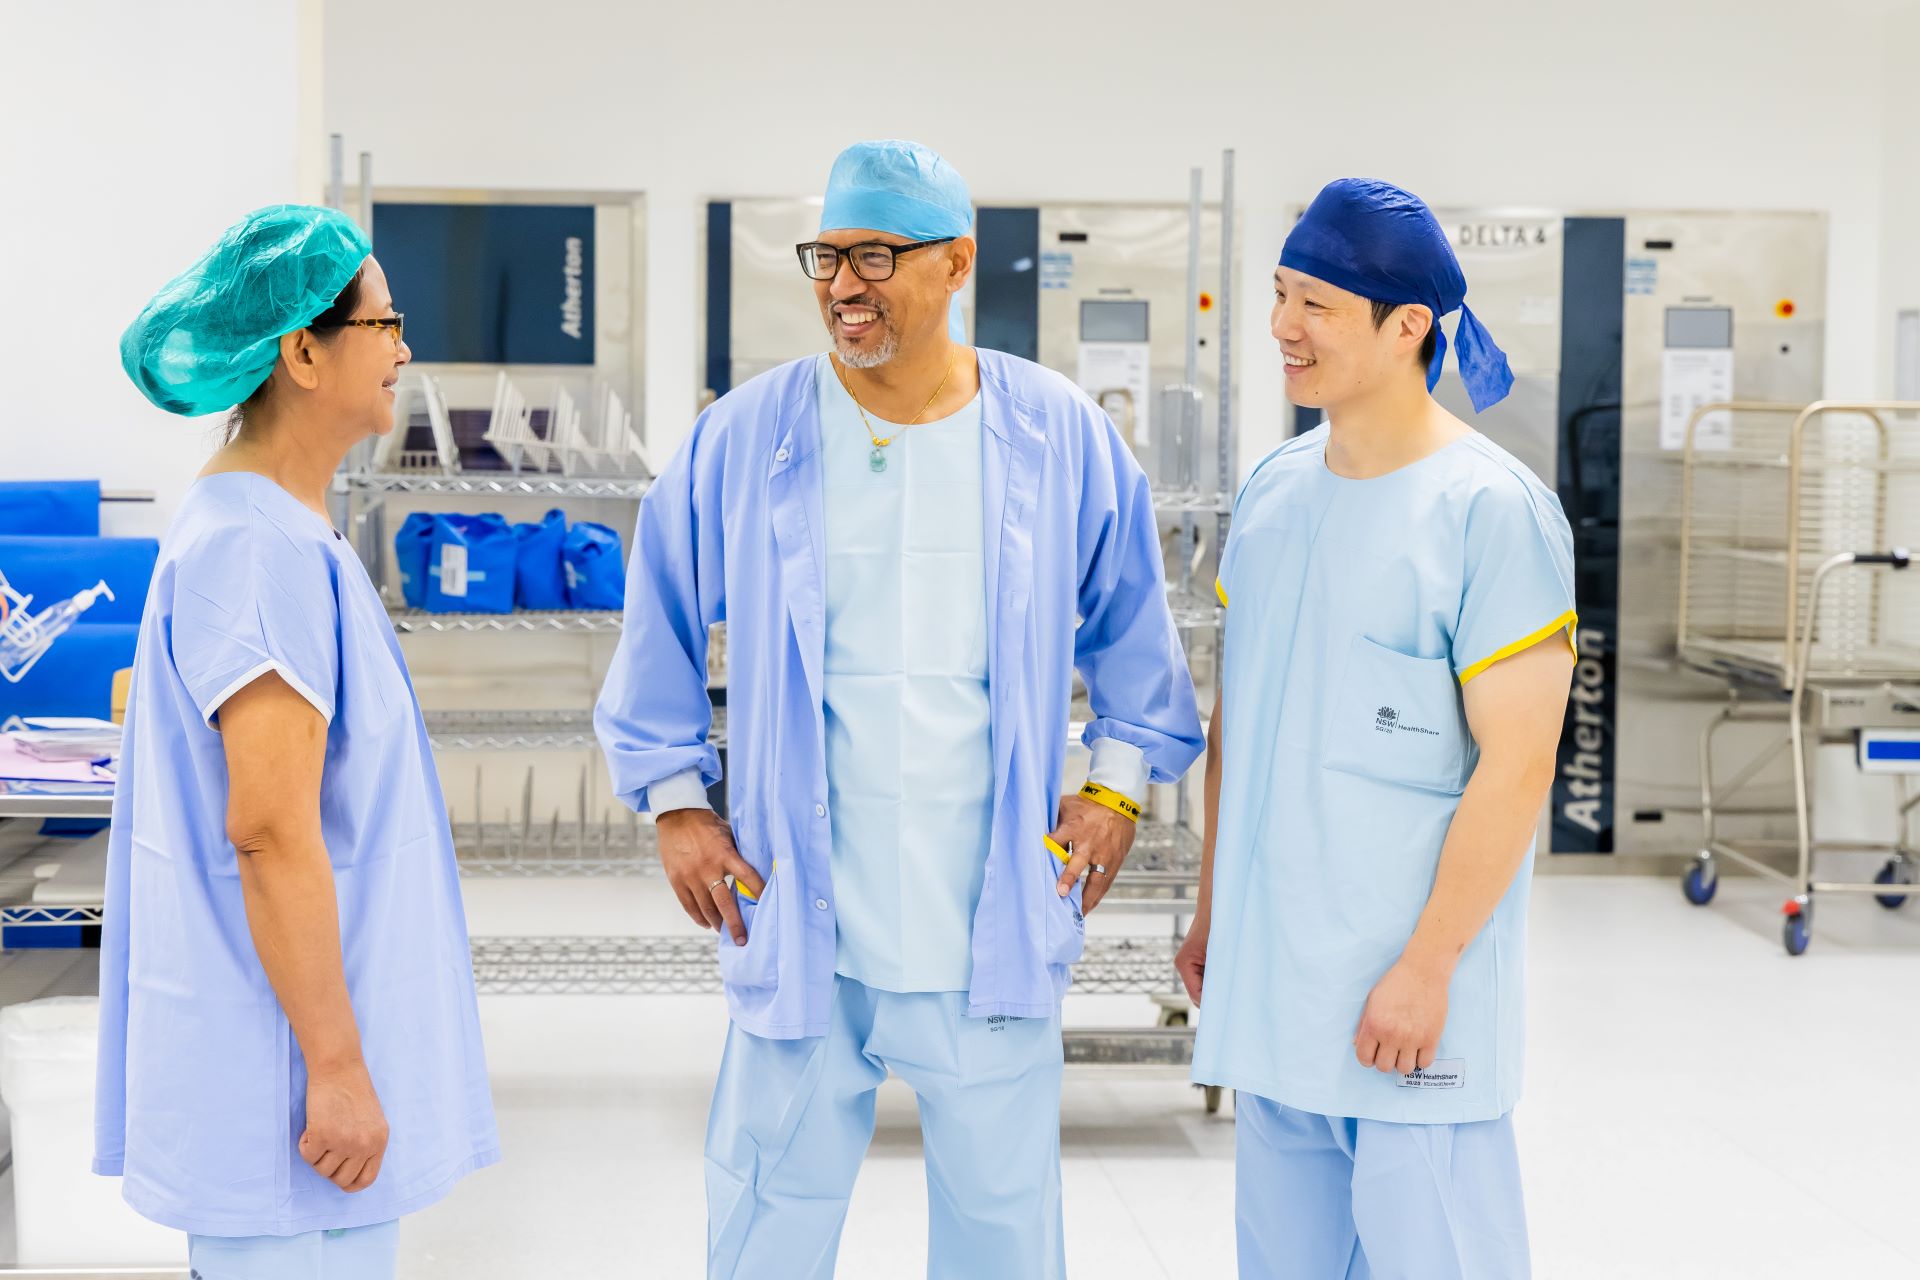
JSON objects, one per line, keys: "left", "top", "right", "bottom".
{"left": 1044, "top": 836, "right": 1071, "bottom": 865}
{"left": 735, "top": 859, "right": 774, "bottom": 903}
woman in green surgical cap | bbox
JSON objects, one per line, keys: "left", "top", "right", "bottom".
{"left": 97, "top": 206, "right": 499, "bottom": 1278}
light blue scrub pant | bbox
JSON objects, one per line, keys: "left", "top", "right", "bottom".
{"left": 1236, "top": 1095, "right": 1529, "bottom": 1280}
{"left": 706, "top": 975, "right": 1065, "bottom": 1280}
{"left": 187, "top": 1221, "right": 398, "bottom": 1280}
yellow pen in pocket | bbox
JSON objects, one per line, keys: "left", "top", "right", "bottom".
{"left": 1044, "top": 835, "right": 1071, "bottom": 865}
{"left": 735, "top": 859, "right": 774, "bottom": 903}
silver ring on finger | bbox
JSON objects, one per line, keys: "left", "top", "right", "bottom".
{"left": 708, "top": 878, "right": 728, "bottom": 892}
{"left": 1091, "top": 864, "right": 1108, "bottom": 876}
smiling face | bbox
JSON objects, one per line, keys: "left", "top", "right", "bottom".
{"left": 812, "top": 229, "right": 971, "bottom": 369}
{"left": 1269, "top": 265, "right": 1432, "bottom": 410}
{"left": 260, "top": 255, "right": 413, "bottom": 439}
{"left": 324, "top": 257, "right": 411, "bottom": 436}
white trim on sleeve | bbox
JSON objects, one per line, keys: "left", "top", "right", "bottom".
{"left": 1087, "top": 738, "right": 1150, "bottom": 803}
{"left": 201, "top": 659, "right": 335, "bottom": 730}
{"left": 647, "top": 767, "right": 715, "bottom": 816}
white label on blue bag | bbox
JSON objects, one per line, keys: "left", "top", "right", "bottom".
{"left": 440, "top": 544, "right": 469, "bottom": 597}
{"left": 1400, "top": 1060, "right": 1466, "bottom": 1090}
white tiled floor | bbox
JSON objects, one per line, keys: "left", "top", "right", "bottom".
{"left": 386, "top": 873, "right": 1920, "bottom": 1279}
{"left": 4, "top": 871, "right": 1917, "bottom": 1277}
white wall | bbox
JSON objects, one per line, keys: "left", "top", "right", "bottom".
{"left": 319, "top": 0, "right": 1908, "bottom": 471}
{"left": 1878, "top": 4, "right": 1920, "bottom": 393}
{"left": 1, "top": 0, "right": 320, "bottom": 537}
{"left": 7, "top": 0, "right": 1910, "bottom": 510}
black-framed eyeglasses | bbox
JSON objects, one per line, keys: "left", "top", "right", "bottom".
{"left": 795, "top": 239, "right": 955, "bottom": 282}
{"left": 314, "top": 314, "right": 405, "bottom": 346}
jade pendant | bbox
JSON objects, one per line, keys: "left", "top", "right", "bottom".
{"left": 869, "top": 446, "right": 888, "bottom": 473}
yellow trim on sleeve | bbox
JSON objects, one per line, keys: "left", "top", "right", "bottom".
{"left": 1215, "top": 578, "right": 1229, "bottom": 608}
{"left": 1458, "top": 610, "right": 1579, "bottom": 685}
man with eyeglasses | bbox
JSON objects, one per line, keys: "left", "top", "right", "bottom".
{"left": 596, "top": 140, "right": 1204, "bottom": 1278}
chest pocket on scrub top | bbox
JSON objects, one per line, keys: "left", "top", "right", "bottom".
{"left": 1321, "top": 634, "right": 1470, "bottom": 795}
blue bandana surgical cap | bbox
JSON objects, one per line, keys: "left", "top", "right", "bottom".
{"left": 1280, "top": 179, "right": 1514, "bottom": 413}
{"left": 820, "top": 140, "right": 972, "bottom": 342}
{"left": 121, "top": 204, "right": 372, "bottom": 417}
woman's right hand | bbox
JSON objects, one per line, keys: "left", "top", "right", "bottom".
{"left": 1174, "top": 920, "right": 1210, "bottom": 1007}
{"left": 655, "top": 809, "right": 766, "bottom": 946}
{"left": 299, "top": 1060, "right": 389, "bottom": 1193}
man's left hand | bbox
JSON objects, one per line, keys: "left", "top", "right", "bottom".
{"left": 1049, "top": 794, "right": 1137, "bottom": 914}
{"left": 1353, "top": 952, "right": 1453, "bottom": 1076}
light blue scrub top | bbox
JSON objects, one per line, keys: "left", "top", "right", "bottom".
{"left": 816, "top": 356, "right": 992, "bottom": 992}
{"left": 94, "top": 473, "right": 500, "bottom": 1236}
{"left": 1193, "top": 426, "right": 1576, "bottom": 1125}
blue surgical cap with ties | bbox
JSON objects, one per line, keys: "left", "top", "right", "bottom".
{"left": 819, "top": 140, "right": 972, "bottom": 343}
{"left": 1281, "top": 178, "right": 1515, "bottom": 413}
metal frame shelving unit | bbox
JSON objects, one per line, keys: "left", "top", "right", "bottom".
{"left": 342, "top": 472, "right": 650, "bottom": 501}
{"left": 471, "top": 934, "right": 1183, "bottom": 997}
{"left": 0, "top": 795, "right": 114, "bottom": 933}
{"left": 329, "top": 154, "right": 1238, "bottom": 1102}
{"left": 388, "top": 607, "right": 625, "bottom": 635}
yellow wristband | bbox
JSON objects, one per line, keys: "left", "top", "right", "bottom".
{"left": 1078, "top": 781, "right": 1141, "bottom": 823}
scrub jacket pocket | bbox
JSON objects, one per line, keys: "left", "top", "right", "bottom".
{"left": 718, "top": 869, "right": 779, "bottom": 991}
{"left": 1044, "top": 837, "right": 1086, "bottom": 966}
{"left": 1322, "top": 634, "right": 1470, "bottom": 795}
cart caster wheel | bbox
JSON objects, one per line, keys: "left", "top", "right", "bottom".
{"left": 1159, "top": 1008, "right": 1190, "bottom": 1028}
{"left": 1204, "top": 1085, "right": 1223, "bottom": 1115}
{"left": 1782, "top": 911, "right": 1811, "bottom": 957}
{"left": 1681, "top": 861, "right": 1718, "bottom": 906}
{"left": 1873, "top": 859, "right": 1915, "bottom": 910}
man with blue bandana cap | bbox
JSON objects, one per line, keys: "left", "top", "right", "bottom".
{"left": 1175, "top": 179, "right": 1576, "bottom": 1278}
{"left": 597, "top": 140, "right": 1203, "bottom": 1277}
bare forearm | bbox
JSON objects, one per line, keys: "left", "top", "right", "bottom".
{"left": 1196, "top": 692, "right": 1224, "bottom": 923}
{"left": 235, "top": 836, "right": 363, "bottom": 1073}
{"left": 1403, "top": 757, "right": 1551, "bottom": 974}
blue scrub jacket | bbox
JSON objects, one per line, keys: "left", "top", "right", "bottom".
{"left": 595, "top": 350, "right": 1205, "bottom": 1037}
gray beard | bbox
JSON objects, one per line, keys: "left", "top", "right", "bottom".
{"left": 834, "top": 323, "right": 899, "bottom": 369}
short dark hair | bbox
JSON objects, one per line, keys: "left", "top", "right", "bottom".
{"left": 224, "top": 267, "right": 366, "bottom": 442}
{"left": 1370, "top": 299, "right": 1438, "bottom": 370}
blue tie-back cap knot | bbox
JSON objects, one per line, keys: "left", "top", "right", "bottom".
{"left": 1280, "top": 178, "right": 1514, "bottom": 412}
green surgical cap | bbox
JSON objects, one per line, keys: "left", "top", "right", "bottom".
{"left": 121, "top": 204, "right": 372, "bottom": 417}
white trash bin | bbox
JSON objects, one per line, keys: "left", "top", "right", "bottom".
{"left": 0, "top": 996, "right": 185, "bottom": 1266}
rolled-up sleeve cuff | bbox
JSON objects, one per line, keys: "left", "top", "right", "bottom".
{"left": 647, "top": 767, "right": 714, "bottom": 815}
{"left": 1087, "top": 739, "right": 1149, "bottom": 804}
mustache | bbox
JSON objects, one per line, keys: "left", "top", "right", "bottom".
{"left": 831, "top": 297, "right": 888, "bottom": 317}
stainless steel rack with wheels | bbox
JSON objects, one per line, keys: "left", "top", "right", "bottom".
{"left": 1675, "top": 400, "right": 1920, "bottom": 954}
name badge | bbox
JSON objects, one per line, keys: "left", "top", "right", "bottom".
{"left": 1399, "top": 1059, "right": 1466, "bottom": 1090}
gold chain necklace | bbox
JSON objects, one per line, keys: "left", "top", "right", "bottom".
{"left": 836, "top": 350, "right": 957, "bottom": 474}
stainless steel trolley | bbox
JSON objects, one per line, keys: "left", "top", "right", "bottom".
{"left": 1675, "top": 400, "right": 1920, "bottom": 953}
